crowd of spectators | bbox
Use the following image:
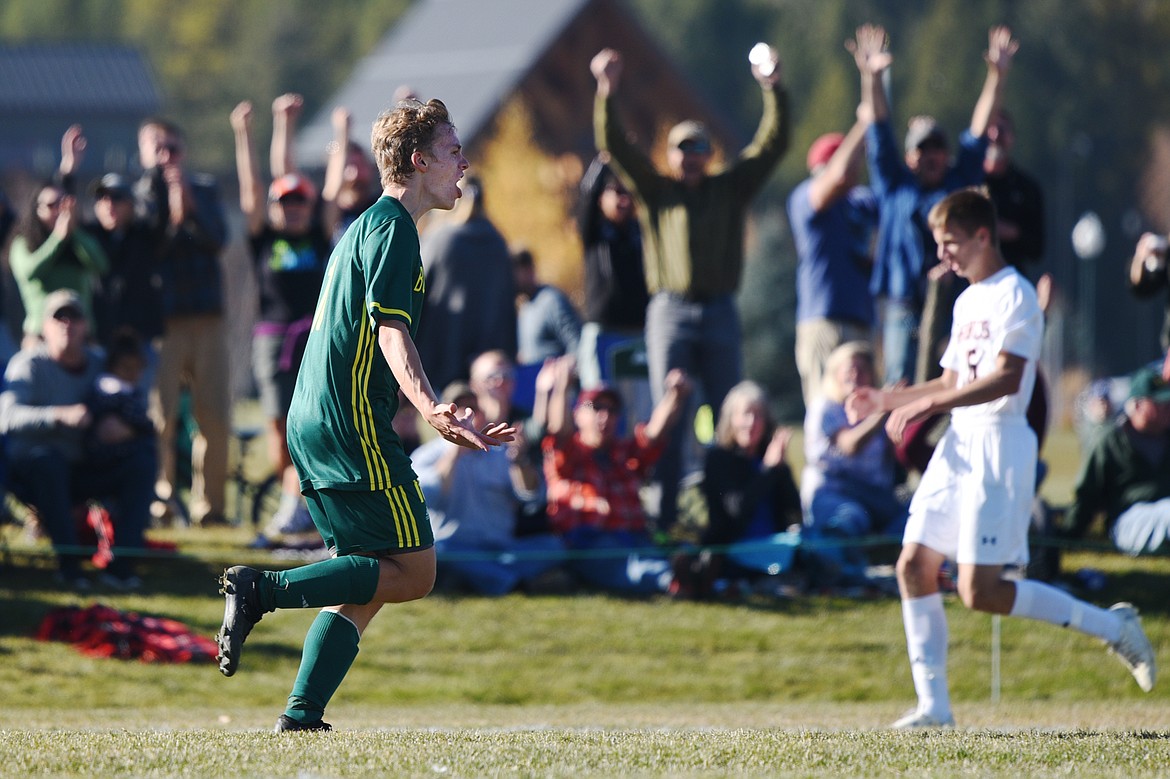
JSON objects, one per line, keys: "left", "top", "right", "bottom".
{"left": 2, "top": 19, "right": 1168, "bottom": 598}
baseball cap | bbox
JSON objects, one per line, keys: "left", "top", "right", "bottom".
{"left": 43, "top": 288, "right": 84, "bottom": 320}
{"left": 904, "top": 117, "right": 947, "bottom": 153}
{"left": 575, "top": 385, "right": 622, "bottom": 410}
{"left": 667, "top": 120, "right": 711, "bottom": 153}
{"left": 806, "top": 132, "right": 844, "bottom": 172}
{"left": 1127, "top": 365, "right": 1170, "bottom": 403}
{"left": 268, "top": 173, "right": 316, "bottom": 203}
{"left": 92, "top": 173, "right": 133, "bottom": 200}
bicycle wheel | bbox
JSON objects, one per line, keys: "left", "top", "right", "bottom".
{"left": 249, "top": 474, "right": 283, "bottom": 529}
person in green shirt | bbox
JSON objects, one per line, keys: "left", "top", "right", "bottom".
{"left": 590, "top": 45, "right": 788, "bottom": 532}
{"left": 10, "top": 179, "right": 108, "bottom": 346}
{"left": 215, "top": 97, "right": 514, "bottom": 733}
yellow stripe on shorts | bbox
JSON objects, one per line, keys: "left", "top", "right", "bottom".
{"left": 384, "top": 483, "right": 421, "bottom": 548}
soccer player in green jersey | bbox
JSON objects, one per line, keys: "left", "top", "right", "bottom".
{"left": 215, "top": 97, "right": 514, "bottom": 733}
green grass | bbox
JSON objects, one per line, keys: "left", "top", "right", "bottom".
{"left": 2, "top": 425, "right": 1169, "bottom": 776}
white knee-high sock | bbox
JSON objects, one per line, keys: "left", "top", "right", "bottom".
{"left": 902, "top": 593, "right": 950, "bottom": 717}
{"left": 1009, "top": 579, "right": 1121, "bottom": 643}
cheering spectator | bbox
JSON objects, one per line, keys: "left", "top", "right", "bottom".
{"left": 591, "top": 44, "right": 788, "bottom": 532}
{"left": 1060, "top": 364, "right": 1170, "bottom": 555}
{"left": 231, "top": 95, "right": 331, "bottom": 536}
{"left": 542, "top": 356, "right": 690, "bottom": 593}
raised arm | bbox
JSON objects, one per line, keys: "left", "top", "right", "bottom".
{"left": 229, "top": 100, "right": 265, "bottom": 235}
{"left": 643, "top": 369, "right": 693, "bottom": 446}
{"left": 591, "top": 49, "right": 660, "bottom": 194}
{"left": 270, "top": 92, "right": 304, "bottom": 178}
{"left": 543, "top": 355, "right": 577, "bottom": 440}
{"left": 807, "top": 113, "right": 869, "bottom": 213}
{"left": 57, "top": 124, "right": 86, "bottom": 191}
{"left": 848, "top": 24, "right": 892, "bottom": 125}
{"left": 320, "top": 106, "right": 353, "bottom": 237}
{"left": 969, "top": 26, "right": 1019, "bottom": 139}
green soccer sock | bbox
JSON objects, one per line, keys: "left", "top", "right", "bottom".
{"left": 262, "top": 556, "right": 380, "bottom": 611}
{"left": 284, "top": 610, "right": 360, "bottom": 724}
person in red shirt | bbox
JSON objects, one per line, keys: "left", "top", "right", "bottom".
{"left": 541, "top": 356, "right": 690, "bottom": 592}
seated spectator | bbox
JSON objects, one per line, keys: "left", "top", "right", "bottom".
{"left": 469, "top": 349, "right": 547, "bottom": 531}
{"left": 1060, "top": 364, "right": 1170, "bottom": 555}
{"left": 541, "top": 356, "right": 691, "bottom": 593}
{"left": 85, "top": 327, "right": 156, "bottom": 463}
{"left": 672, "top": 380, "right": 802, "bottom": 599}
{"left": 802, "top": 341, "right": 908, "bottom": 588}
{"left": 0, "top": 290, "right": 155, "bottom": 590}
{"left": 411, "top": 381, "right": 566, "bottom": 595}
{"left": 513, "top": 246, "right": 582, "bottom": 365}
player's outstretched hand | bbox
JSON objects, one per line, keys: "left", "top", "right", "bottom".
{"left": 427, "top": 402, "right": 514, "bottom": 450}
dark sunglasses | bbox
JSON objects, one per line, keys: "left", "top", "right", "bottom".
{"left": 676, "top": 139, "right": 711, "bottom": 154}
{"left": 52, "top": 308, "right": 84, "bottom": 323}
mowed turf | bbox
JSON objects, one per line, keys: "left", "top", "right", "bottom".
{"left": 2, "top": 425, "right": 1169, "bottom": 777}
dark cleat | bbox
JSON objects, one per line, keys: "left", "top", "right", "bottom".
{"left": 215, "top": 565, "right": 266, "bottom": 677}
{"left": 275, "top": 714, "right": 332, "bottom": 733}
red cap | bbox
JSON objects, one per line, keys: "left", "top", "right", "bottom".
{"left": 268, "top": 173, "right": 316, "bottom": 203}
{"left": 575, "top": 385, "right": 622, "bottom": 410}
{"left": 806, "top": 132, "right": 845, "bottom": 172}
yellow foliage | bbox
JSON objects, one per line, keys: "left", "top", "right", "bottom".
{"left": 473, "top": 98, "right": 586, "bottom": 305}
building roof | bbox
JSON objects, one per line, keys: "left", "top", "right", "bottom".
{"left": 295, "top": 0, "right": 742, "bottom": 165}
{"left": 0, "top": 43, "right": 160, "bottom": 114}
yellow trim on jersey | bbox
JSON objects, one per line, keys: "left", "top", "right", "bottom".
{"left": 350, "top": 312, "right": 392, "bottom": 490}
{"left": 311, "top": 260, "right": 339, "bottom": 332}
{"left": 369, "top": 301, "right": 412, "bottom": 324}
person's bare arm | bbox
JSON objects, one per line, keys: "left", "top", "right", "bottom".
{"left": 882, "top": 352, "right": 1028, "bottom": 444}
{"left": 643, "top": 369, "right": 693, "bottom": 446}
{"left": 543, "top": 355, "right": 577, "bottom": 441}
{"left": 807, "top": 116, "right": 868, "bottom": 212}
{"left": 378, "top": 320, "right": 513, "bottom": 450}
{"left": 270, "top": 92, "right": 304, "bottom": 178}
{"left": 969, "top": 26, "right": 1018, "bottom": 138}
{"left": 229, "top": 101, "right": 266, "bottom": 235}
{"left": 847, "top": 24, "right": 892, "bottom": 124}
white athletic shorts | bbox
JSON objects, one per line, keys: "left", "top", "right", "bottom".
{"left": 903, "top": 419, "right": 1037, "bottom": 566}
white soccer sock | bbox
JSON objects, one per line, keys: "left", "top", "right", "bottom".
{"left": 1009, "top": 579, "right": 1121, "bottom": 643}
{"left": 902, "top": 593, "right": 950, "bottom": 717}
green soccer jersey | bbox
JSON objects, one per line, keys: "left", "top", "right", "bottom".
{"left": 287, "top": 196, "right": 425, "bottom": 492}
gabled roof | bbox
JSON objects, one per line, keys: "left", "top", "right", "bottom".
{"left": 0, "top": 43, "right": 160, "bottom": 114}
{"left": 296, "top": 0, "right": 742, "bottom": 165}
{"left": 297, "top": 0, "right": 592, "bottom": 157}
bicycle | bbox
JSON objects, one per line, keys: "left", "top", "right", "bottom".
{"left": 230, "top": 426, "right": 282, "bottom": 529}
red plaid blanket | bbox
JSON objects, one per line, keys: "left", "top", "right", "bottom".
{"left": 35, "top": 603, "right": 218, "bottom": 664}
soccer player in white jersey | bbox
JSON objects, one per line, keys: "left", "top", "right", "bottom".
{"left": 846, "top": 187, "right": 1156, "bottom": 728}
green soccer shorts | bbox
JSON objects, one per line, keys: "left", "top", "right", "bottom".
{"left": 305, "top": 481, "right": 434, "bottom": 557}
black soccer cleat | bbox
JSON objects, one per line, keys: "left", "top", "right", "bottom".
{"left": 275, "top": 714, "right": 332, "bottom": 733}
{"left": 215, "top": 565, "right": 266, "bottom": 677}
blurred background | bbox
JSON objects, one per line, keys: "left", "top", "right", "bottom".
{"left": 2, "top": 0, "right": 1168, "bottom": 424}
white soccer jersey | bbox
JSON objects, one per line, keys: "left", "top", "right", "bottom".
{"left": 939, "top": 266, "right": 1042, "bottom": 425}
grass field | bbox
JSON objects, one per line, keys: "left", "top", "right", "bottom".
{"left": 2, "top": 425, "right": 1169, "bottom": 777}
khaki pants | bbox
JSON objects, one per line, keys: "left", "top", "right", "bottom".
{"left": 150, "top": 313, "right": 231, "bottom": 522}
{"left": 795, "top": 318, "right": 873, "bottom": 407}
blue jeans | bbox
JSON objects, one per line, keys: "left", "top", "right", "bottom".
{"left": 880, "top": 298, "right": 919, "bottom": 385}
{"left": 560, "top": 527, "right": 671, "bottom": 594}
{"left": 645, "top": 292, "right": 742, "bottom": 530}
{"left": 9, "top": 444, "right": 157, "bottom": 578}
{"left": 436, "top": 534, "right": 567, "bottom": 595}
{"left": 804, "top": 481, "right": 908, "bottom": 586}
